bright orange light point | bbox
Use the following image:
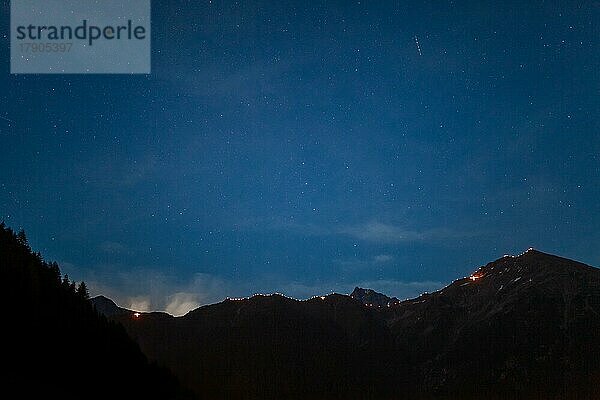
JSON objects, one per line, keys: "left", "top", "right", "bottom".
{"left": 133, "top": 312, "right": 141, "bottom": 318}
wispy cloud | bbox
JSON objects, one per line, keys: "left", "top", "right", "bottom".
{"left": 374, "top": 254, "right": 394, "bottom": 263}
{"left": 165, "top": 293, "right": 201, "bottom": 316}
{"left": 76, "top": 153, "right": 159, "bottom": 190}
{"left": 98, "top": 241, "right": 129, "bottom": 254}
{"left": 333, "top": 254, "right": 395, "bottom": 270}
{"left": 59, "top": 265, "right": 230, "bottom": 316}
{"left": 339, "top": 222, "right": 424, "bottom": 243}
{"left": 262, "top": 219, "right": 472, "bottom": 244}
{"left": 128, "top": 296, "right": 151, "bottom": 312}
{"left": 340, "top": 222, "right": 479, "bottom": 243}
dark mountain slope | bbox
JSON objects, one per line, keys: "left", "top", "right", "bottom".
{"left": 382, "top": 249, "right": 600, "bottom": 398}
{"left": 103, "top": 249, "right": 600, "bottom": 400}
{"left": 114, "top": 293, "right": 400, "bottom": 399}
{"left": 0, "top": 223, "right": 192, "bottom": 400}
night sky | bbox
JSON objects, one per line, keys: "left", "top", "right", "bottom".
{"left": 1, "top": 1, "right": 598, "bottom": 315}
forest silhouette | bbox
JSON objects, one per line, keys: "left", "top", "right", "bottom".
{"left": 0, "top": 222, "right": 192, "bottom": 399}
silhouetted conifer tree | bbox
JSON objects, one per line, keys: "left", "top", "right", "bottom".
{"left": 16, "top": 229, "right": 28, "bottom": 247}
{"left": 77, "top": 281, "right": 89, "bottom": 299}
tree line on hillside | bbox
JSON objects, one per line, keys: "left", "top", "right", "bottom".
{"left": 0, "top": 222, "right": 194, "bottom": 400}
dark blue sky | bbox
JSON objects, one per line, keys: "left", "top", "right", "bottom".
{"left": 1, "top": 1, "right": 598, "bottom": 314}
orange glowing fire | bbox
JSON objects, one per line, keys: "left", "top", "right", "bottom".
{"left": 133, "top": 312, "right": 141, "bottom": 318}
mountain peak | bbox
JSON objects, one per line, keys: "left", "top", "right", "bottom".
{"left": 350, "top": 286, "right": 399, "bottom": 307}
{"left": 435, "top": 249, "right": 600, "bottom": 306}
{"left": 91, "top": 295, "right": 131, "bottom": 317}
{"left": 486, "top": 248, "right": 595, "bottom": 275}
